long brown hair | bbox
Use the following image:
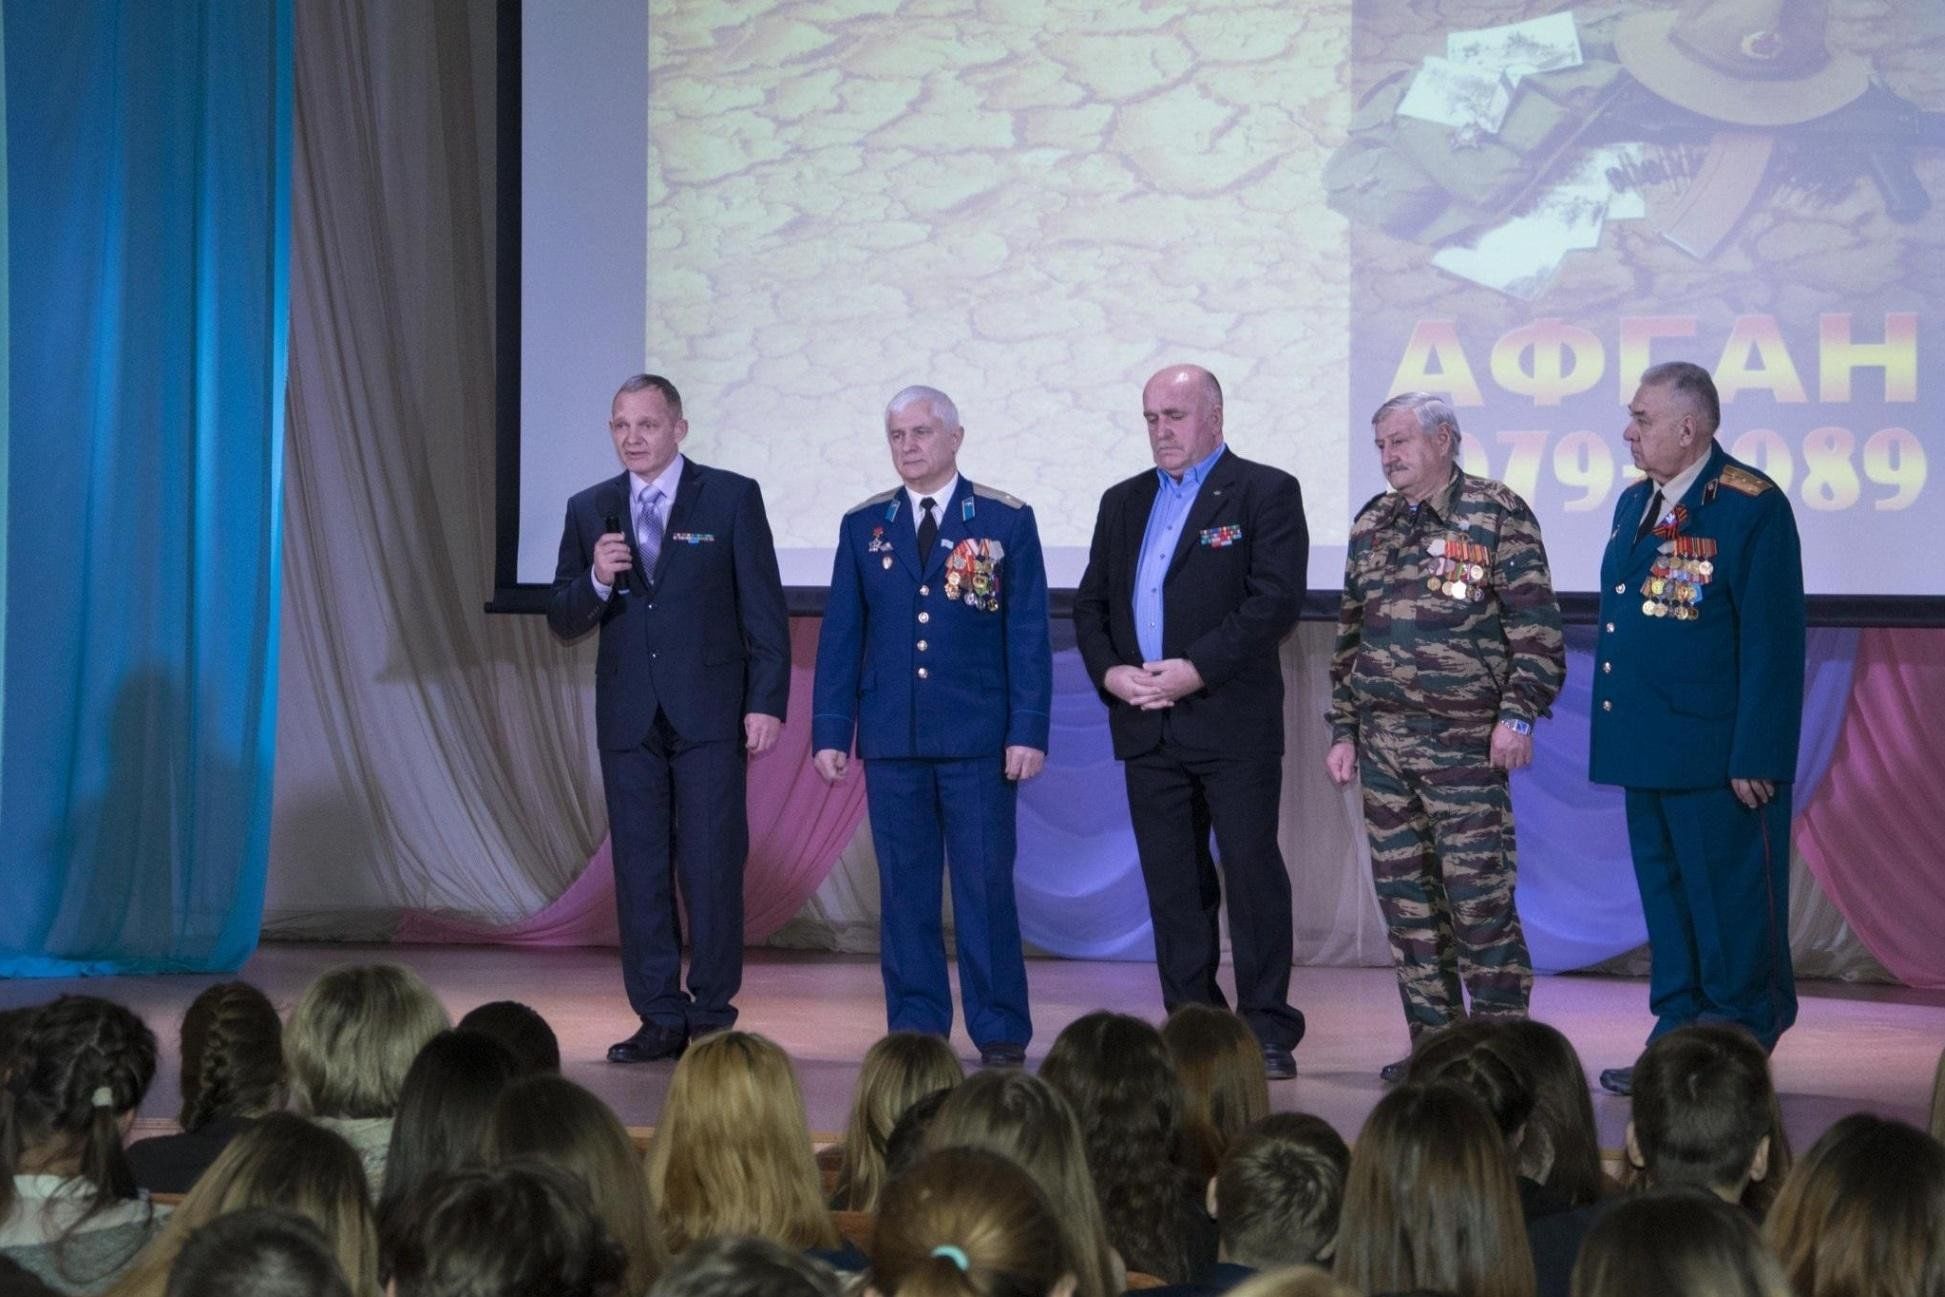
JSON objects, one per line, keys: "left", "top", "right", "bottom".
{"left": 1333, "top": 1082, "right": 1534, "bottom": 1297}
{"left": 1497, "top": 1019, "right": 1607, "bottom": 1205}
{"left": 926, "top": 1070, "right": 1119, "bottom": 1297}
{"left": 1574, "top": 1188, "right": 1790, "bottom": 1297}
{"left": 834, "top": 1032, "right": 964, "bottom": 1211}
{"left": 1162, "top": 1005, "right": 1269, "bottom": 1182}
{"left": 1763, "top": 1114, "right": 1945, "bottom": 1297}
{"left": 871, "top": 1148, "right": 1074, "bottom": 1297}
{"left": 644, "top": 1031, "right": 837, "bottom": 1252}
{"left": 105, "top": 1113, "right": 379, "bottom": 1297}
{"left": 486, "top": 1074, "right": 669, "bottom": 1295}
{"left": 175, "top": 982, "right": 285, "bottom": 1132}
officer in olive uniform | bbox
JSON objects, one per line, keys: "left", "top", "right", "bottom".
{"left": 1328, "top": 393, "right": 1565, "bottom": 1081}
{"left": 1590, "top": 362, "right": 1806, "bottom": 1095}
{"left": 812, "top": 385, "right": 1052, "bottom": 1066}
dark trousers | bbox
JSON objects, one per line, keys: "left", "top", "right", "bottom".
{"left": 863, "top": 755, "right": 1032, "bottom": 1050}
{"left": 600, "top": 709, "right": 747, "bottom": 1033}
{"left": 1624, "top": 784, "right": 1797, "bottom": 1049}
{"left": 1124, "top": 734, "right": 1305, "bottom": 1049}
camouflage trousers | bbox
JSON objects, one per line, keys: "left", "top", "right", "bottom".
{"left": 1358, "top": 722, "right": 1532, "bottom": 1038}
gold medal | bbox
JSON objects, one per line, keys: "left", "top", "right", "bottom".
{"left": 1427, "top": 577, "right": 1442, "bottom": 593}
{"left": 1699, "top": 560, "right": 1714, "bottom": 577}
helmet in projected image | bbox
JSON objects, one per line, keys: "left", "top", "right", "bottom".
{"left": 1615, "top": 0, "right": 1870, "bottom": 126}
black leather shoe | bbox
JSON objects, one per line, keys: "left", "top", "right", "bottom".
{"left": 1379, "top": 1055, "right": 1411, "bottom": 1085}
{"left": 1598, "top": 1065, "right": 1634, "bottom": 1096}
{"left": 607, "top": 1023, "right": 687, "bottom": 1064}
{"left": 1262, "top": 1045, "right": 1297, "bottom": 1081}
{"left": 979, "top": 1043, "right": 1027, "bottom": 1069}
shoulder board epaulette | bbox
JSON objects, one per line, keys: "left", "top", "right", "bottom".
{"left": 847, "top": 488, "right": 900, "bottom": 514}
{"left": 971, "top": 484, "right": 1025, "bottom": 509}
{"left": 1715, "top": 465, "right": 1774, "bottom": 497}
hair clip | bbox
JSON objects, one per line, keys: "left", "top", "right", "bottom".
{"left": 91, "top": 1086, "right": 114, "bottom": 1109}
{"left": 930, "top": 1245, "right": 970, "bottom": 1272}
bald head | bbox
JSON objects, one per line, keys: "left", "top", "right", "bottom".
{"left": 1142, "top": 365, "right": 1225, "bottom": 480}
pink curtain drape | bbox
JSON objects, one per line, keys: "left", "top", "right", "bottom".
{"left": 1796, "top": 628, "right": 1945, "bottom": 989}
{"left": 397, "top": 617, "right": 866, "bottom": 946}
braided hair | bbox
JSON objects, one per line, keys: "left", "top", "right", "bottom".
{"left": 177, "top": 982, "right": 285, "bottom": 1132}
{"left": 0, "top": 995, "right": 157, "bottom": 1228}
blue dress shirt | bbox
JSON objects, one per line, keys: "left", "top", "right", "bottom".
{"left": 1134, "top": 443, "right": 1225, "bottom": 662}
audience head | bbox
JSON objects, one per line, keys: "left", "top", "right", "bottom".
{"left": 647, "top": 1236, "right": 838, "bottom": 1297}
{"left": 1572, "top": 1187, "right": 1789, "bottom": 1297}
{"left": 1763, "top": 1113, "right": 1945, "bottom": 1297}
{"left": 1496, "top": 1019, "right": 1605, "bottom": 1203}
{"left": 175, "top": 981, "right": 285, "bottom": 1132}
{"left": 928, "top": 1070, "right": 1119, "bottom": 1297}
{"left": 1627, "top": 1024, "right": 1782, "bottom": 1207}
{"left": 377, "top": 1030, "right": 522, "bottom": 1222}
{"left": 645, "top": 1029, "right": 837, "bottom": 1252}
{"left": 285, "top": 964, "right": 449, "bottom": 1120}
{"left": 1216, "top": 1113, "right": 1351, "bottom": 1270}
{"left": 381, "top": 1163, "right": 627, "bottom": 1297}
{"left": 836, "top": 1032, "right": 966, "bottom": 1211}
{"left": 455, "top": 1000, "right": 560, "bottom": 1075}
{"left": 0, "top": 995, "right": 156, "bottom": 1220}
{"left": 486, "top": 1073, "right": 669, "bottom": 1295}
{"left": 164, "top": 1208, "right": 353, "bottom": 1297}
{"left": 105, "top": 1111, "right": 379, "bottom": 1297}
{"left": 884, "top": 1086, "right": 956, "bottom": 1187}
{"left": 871, "top": 1147, "right": 1077, "bottom": 1297}
{"left": 1334, "top": 1082, "right": 1535, "bottom": 1297}
{"left": 1040, "top": 1010, "right": 1199, "bottom": 1282}
{"left": 1407, "top": 1023, "right": 1536, "bottom": 1147}
{"left": 1162, "top": 1005, "right": 1270, "bottom": 1181}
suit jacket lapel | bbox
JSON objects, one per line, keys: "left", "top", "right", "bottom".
{"left": 1165, "top": 450, "right": 1238, "bottom": 585}
{"left": 1121, "top": 473, "right": 1161, "bottom": 596}
{"left": 652, "top": 460, "right": 704, "bottom": 587}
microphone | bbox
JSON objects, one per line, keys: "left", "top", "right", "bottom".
{"left": 603, "top": 512, "right": 631, "bottom": 595}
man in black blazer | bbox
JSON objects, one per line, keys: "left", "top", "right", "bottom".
{"left": 1074, "top": 364, "right": 1309, "bottom": 1076}
{"left": 550, "top": 374, "right": 789, "bottom": 1063}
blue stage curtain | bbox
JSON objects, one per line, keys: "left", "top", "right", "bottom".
{"left": 0, "top": 0, "right": 291, "bottom": 974}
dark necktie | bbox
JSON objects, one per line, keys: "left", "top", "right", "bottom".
{"left": 1634, "top": 489, "right": 1664, "bottom": 544}
{"left": 917, "top": 495, "right": 938, "bottom": 559}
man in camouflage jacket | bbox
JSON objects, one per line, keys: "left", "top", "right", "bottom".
{"left": 1327, "top": 392, "right": 1565, "bottom": 1078}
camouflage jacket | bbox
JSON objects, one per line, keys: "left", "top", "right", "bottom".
{"left": 1328, "top": 470, "right": 1565, "bottom": 743}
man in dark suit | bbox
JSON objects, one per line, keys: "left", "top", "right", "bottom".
{"left": 811, "top": 385, "right": 1051, "bottom": 1066}
{"left": 1588, "top": 361, "right": 1805, "bottom": 1096}
{"left": 550, "top": 374, "right": 789, "bottom": 1063}
{"left": 1073, "top": 365, "right": 1309, "bottom": 1077}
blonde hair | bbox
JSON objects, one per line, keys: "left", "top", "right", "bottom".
{"left": 1162, "top": 1005, "right": 1270, "bottom": 1180}
{"left": 870, "top": 1148, "right": 1073, "bottom": 1297}
{"left": 926, "top": 1070, "right": 1119, "bottom": 1297}
{"left": 834, "top": 1032, "right": 965, "bottom": 1211}
{"left": 104, "top": 1113, "right": 379, "bottom": 1297}
{"left": 285, "top": 965, "right": 449, "bottom": 1119}
{"left": 1334, "top": 1083, "right": 1535, "bottom": 1297}
{"left": 486, "top": 1074, "right": 669, "bottom": 1295}
{"left": 645, "top": 1031, "right": 837, "bottom": 1252}
{"left": 1226, "top": 1267, "right": 1364, "bottom": 1297}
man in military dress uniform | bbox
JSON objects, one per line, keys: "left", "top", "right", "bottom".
{"left": 1326, "top": 393, "right": 1565, "bottom": 1081}
{"left": 1590, "top": 361, "right": 1806, "bottom": 1095}
{"left": 811, "top": 385, "right": 1052, "bottom": 1066}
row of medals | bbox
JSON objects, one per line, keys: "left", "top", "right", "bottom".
{"left": 1426, "top": 537, "right": 1487, "bottom": 603}
{"left": 1640, "top": 537, "right": 1716, "bottom": 620}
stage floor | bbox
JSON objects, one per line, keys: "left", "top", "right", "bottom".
{"left": 5, "top": 944, "right": 1940, "bottom": 1151}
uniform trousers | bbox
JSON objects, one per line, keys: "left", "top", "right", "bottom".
{"left": 1358, "top": 721, "right": 1531, "bottom": 1038}
{"left": 1623, "top": 784, "right": 1796, "bottom": 1048}
{"left": 863, "top": 755, "right": 1032, "bottom": 1050}
{"left": 600, "top": 709, "right": 747, "bottom": 1034}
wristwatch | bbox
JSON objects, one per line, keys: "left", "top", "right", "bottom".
{"left": 1499, "top": 717, "right": 1532, "bottom": 736}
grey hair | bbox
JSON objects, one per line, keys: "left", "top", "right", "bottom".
{"left": 885, "top": 385, "right": 961, "bottom": 431}
{"left": 1371, "top": 391, "right": 1461, "bottom": 447}
{"left": 1640, "top": 361, "right": 1721, "bottom": 434}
